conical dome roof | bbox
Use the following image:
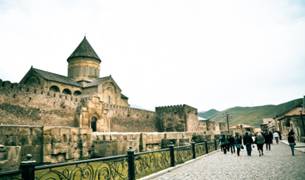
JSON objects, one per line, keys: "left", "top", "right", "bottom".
{"left": 67, "top": 36, "right": 101, "bottom": 62}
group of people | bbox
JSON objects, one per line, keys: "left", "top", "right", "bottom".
{"left": 219, "top": 133, "right": 244, "bottom": 156}
{"left": 219, "top": 129, "right": 296, "bottom": 157}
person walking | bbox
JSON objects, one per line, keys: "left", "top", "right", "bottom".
{"left": 288, "top": 129, "right": 296, "bottom": 156}
{"left": 255, "top": 132, "right": 265, "bottom": 156}
{"left": 273, "top": 131, "right": 279, "bottom": 144}
{"left": 265, "top": 131, "right": 273, "bottom": 151}
{"left": 219, "top": 134, "right": 228, "bottom": 154}
{"left": 235, "top": 133, "right": 242, "bottom": 156}
{"left": 288, "top": 129, "right": 295, "bottom": 136}
{"left": 243, "top": 132, "right": 253, "bottom": 156}
{"left": 228, "top": 135, "right": 236, "bottom": 154}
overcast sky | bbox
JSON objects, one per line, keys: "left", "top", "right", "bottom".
{"left": 0, "top": 0, "right": 304, "bottom": 111}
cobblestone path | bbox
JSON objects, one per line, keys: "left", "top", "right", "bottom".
{"left": 150, "top": 143, "right": 305, "bottom": 180}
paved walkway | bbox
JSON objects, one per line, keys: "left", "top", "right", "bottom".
{"left": 281, "top": 140, "right": 305, "bottom": 153}
{"left": 146, "top": 142, "right": 305, "bottom": 180}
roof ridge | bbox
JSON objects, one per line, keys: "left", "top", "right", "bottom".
{"left": 32, "top": 68, "right": 71, "bottom": 79}
{"left": 32, "top": 68, "right": 81, "bottom": 87}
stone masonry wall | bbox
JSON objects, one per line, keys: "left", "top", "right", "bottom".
{"left": 91, "top": 132, "right": 141, "bottom": 157}
{"left": 142, "top": 132, "right": 203, "bottom": 151}
{"left": 185, "top": 105, "right": 203, "bottom": 132}
{"left": 0, "top": 80, "right": 79, "bottom": 126}
{"left": 0, "top": 125, "right": 212, "bottom": 167}
{"left": 104, "top": 103, "right": 157, "bottom": 132}
{"left": 0, "top": 80, "right": 203, "bottom": 134}
{"left": 78, "top": 96, "right": 157, "bottom": 132}
{"left": 0, "top": 125, "right": 43, "bottom": 163}
{"left": 155, "top": 105, "right": 187, "bottom": 132}
{"left": 0, "top": 125, "right": 92, "bottom": 165}
{"left": 155, "top": 104, "right": 204, "bottom": 132}
{"left": 0, "top": 80, "right": 157, "bottom": 132}
{"left": 43, "top": 126, "right": 92, "bottom": 163}
{"left": 91, "top": 131, "right": 208, "bottom": 157}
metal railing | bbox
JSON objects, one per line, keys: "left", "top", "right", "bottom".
{"left": 0, "top": 140, "right": 218, "bottom": 180}
{"left": 135, "top": 148, "right": 171, "bottom": 178}
{"left": 0, "top": 169, "right": 21, "bottom": 180}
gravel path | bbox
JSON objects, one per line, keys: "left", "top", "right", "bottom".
{"left": 150, "top": 143, "right": 305, "bottom": 180}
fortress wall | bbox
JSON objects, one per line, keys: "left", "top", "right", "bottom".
{"left": 186, "top": 108, "right": 202, "bottom": 132}
{"left": 0, "top": 80, "right": 79, "bottom": 126}
{"left": 103, "top": 103, "right": 157, "bottom": 132}
{"left": 155, "top": 105, "right": 190, "bottom": 132}
{"left": 155, "top": 104, "right": 204, "bottom": 132}
{"left": 0, "top": 80, "right": 157, "bottom": 130}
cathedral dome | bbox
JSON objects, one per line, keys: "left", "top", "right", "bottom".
{"left": 67, "top": 36, "right": 101, "bottom": 81}
{"left": 67, "top": 36, "right": 101, "bottom": 62}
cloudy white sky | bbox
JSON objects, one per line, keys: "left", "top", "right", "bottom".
{"left": 0, "top": 0, "right": 304, "bottom": 111}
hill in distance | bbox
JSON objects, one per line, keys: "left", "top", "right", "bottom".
{"left": 199, "top": 98, "right": 302, "bottom": 127}
{"left": 198, "top": 109, "right": 219, "bottom": 119}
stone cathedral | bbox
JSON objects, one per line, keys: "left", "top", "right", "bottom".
{"left": 20, "top": 36, "right": 129, "bottom": 107}
{"left": 0, "top": 37, "right": 222, "bottom": 165}
{"left": 0, "top": 37, "right": 204, "bottom": 133}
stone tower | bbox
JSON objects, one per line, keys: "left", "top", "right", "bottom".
{"left": 67, "top": 36, "right": 101, "bottom": 82}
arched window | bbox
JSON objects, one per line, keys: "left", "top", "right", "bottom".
{"left": 91, "top": 117, "right": 97, "bottom": 132}
{"left": 73, "top": 90, "right": 82, "bottom": 96}
{"left": 49, "top": 85, "right": 60, "bottom": 92}
{"left": 62, "top": 88, "right": 72, "bottom": 95}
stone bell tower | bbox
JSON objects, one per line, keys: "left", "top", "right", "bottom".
{"left": 67, "top": 36, "right": 101, "bottom": 82}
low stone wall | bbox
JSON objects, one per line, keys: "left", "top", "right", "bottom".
{"left": 43, "top": 126, "right": 92, "bottom": 163}
{"left": 143, "top": 132, "right": 196, "bottom": 150}
{"left": 0, "top": 125, "right": 93, "bottom": 165}
{"left": 0, "top": 125, "right": 43, "bottom": 163}
{"left": 0, "top": 125, "right": 214, "bottom": 169}
{"left": 91, "top": 131, "right": 209, "bottom": 157}
{"left": 91, "top": 132, "right": 141, "bottom": 157}
{"left": 0, "top": 146, "right": 21, "bottom": 171}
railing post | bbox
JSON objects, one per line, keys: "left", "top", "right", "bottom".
{"left": 205, "top": 141, "right": 208, "bottom": 154}
{"left": 169, "top": 144, "right": 175, "bottom": 167}
{"left": 214, "top": 139, "right": 217, "bottom": 150}
{"left": 191, "top": 142, "right": 196, "bottom": 159}
{"left": 20, "top": 154, "right": 36, "bottom": 180}
{"left": 127, "top": 148, "right": 135, "bottom": 180}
